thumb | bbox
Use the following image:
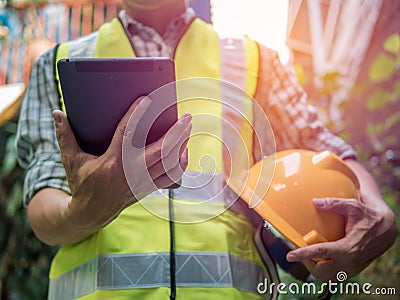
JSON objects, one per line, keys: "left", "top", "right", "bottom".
{"left": 52, "top": 110, "right": 83, "bottom": 164}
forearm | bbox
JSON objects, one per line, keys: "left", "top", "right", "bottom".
{"left": 28, "top": 188, "right": 100, "bottom": 246}
{"left": 344, "top": 158, "right": 398, "bottom": 239}
{"left": 345, "top": 159, "right": 394, "bottom": 208}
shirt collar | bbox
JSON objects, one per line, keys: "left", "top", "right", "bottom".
{"left": 119, "top": 7, "right": 196, "bottom": 40}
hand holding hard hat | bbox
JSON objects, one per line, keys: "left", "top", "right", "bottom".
{"left": 229, "top": 149, "right": 397, "bottom": 282}
{"left": 229, "top": 149, "right": 360, "bottom": 249}
{"left": 228, "top": 149, "right": 364, "bottom": 282}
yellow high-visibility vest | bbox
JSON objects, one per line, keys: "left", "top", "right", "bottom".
{"left": 51, "top": 17, "right": 278, "bottom": 300}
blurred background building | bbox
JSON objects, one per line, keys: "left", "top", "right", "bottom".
{"left": 286, "top": 0, "right": 400, "bottom": 188}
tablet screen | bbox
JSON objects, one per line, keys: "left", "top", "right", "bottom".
{"left": 57, "top": 58, "right": 178, "bottom": 155}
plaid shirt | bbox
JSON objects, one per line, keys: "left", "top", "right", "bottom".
{"left": 119, "top": 9, "right": 195, "bottom": 58}
{"left": 16, "top": 9, "right": 356, "bottom": 206}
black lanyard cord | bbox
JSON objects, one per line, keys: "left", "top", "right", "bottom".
{"left": 168, "top": 188, "right": 176, "bottom": 300}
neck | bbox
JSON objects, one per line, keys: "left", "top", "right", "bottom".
{"left": 126, "top": 2, "right": 187, "bottom": 36}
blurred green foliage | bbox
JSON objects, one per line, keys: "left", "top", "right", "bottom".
{"left": 0, "top": 121, "right": 57, "bottom": 300}
{"left": 292, "top": 30, "right": 400, "bottom": 299}
{"left": 3, "top": 0, "right": 48, "bottom": 6}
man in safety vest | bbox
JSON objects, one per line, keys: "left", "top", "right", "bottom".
{"left": 16, "top": 0, "right": 397, "bottom": 299}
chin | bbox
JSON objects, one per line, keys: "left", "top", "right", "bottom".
{"left": 124, "top": 0, "right": 180, "bottom": 11}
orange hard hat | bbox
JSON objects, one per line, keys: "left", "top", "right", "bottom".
{"left": 228, "top": 149, "right": 360, "bottom": 248}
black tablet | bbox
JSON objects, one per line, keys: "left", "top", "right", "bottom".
{"left": 57, "top": 58, "right": 178, "bottom": 155}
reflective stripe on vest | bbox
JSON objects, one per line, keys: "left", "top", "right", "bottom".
{"left": 48, "top": 252, "right": 266, "bottom": 300}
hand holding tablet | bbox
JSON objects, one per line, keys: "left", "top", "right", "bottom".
{"left": 57, "top": 58, "right": 184, "bottom": 189}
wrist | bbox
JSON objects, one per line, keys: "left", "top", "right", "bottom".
{"left": 382, "top": 208, "right": 398, "bottom": 243}
{"left": 28, "top": 188, "right": 101, "bottom": 246}
{"left": 60, "top": 196, "right": 102, "bottom": 236}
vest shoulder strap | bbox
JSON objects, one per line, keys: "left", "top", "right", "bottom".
{"left": 253, "top": 44, "right": 276, "bottom": 106}
{"left": 54, "top": 32, "right": 99, "bottom": 112}
{"left": 252, "top": 44, "right": 277, "bottom": 162}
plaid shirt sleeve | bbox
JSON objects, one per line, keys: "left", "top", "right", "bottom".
{"left": 262, "top": 50, "right": 357, "bottom": 160}
{"left": 16, "top": 48, "right": 70, "bottom": 206}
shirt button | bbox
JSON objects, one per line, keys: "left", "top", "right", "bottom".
{"left": 172, "top": 19, "right": 183, "bottom": 28}
{"left": 141, "top": 31, "right": 152, "bottom": 41}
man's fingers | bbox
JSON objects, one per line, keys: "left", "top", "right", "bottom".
{"left": 52, "top": 110, "right": 83, "bottom": 166}
{"left": 313, "top": 198, "right": 365, "bottom": 226}
{"left": 159, "top": 124, "right": 191, "bottom": 171}
{"left": 148, "top": 144, "right": 189, "bottom": 179}
{"left": 108, "top": 96, "right": 152, "bottom": 154}
{"left": 286, "top": 240, "right": 347, "bottom": 262}
{"left": 153, "top": 147, "right": 188, "bottom": 189}
{"left": 313, "top": 197, "right": 361, "bottom": 215}
{"left": 145, "top": 113, "right": 192, "bottom": 167}
{"left": 289, "top": 249, "right": 356, "bottom": 282}
{"left": 162, "top": 113, "right": 192, "bottom": 157}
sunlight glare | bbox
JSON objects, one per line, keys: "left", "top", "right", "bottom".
{"left": 211, "top": 0, "right": 290, "bottom": 64}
